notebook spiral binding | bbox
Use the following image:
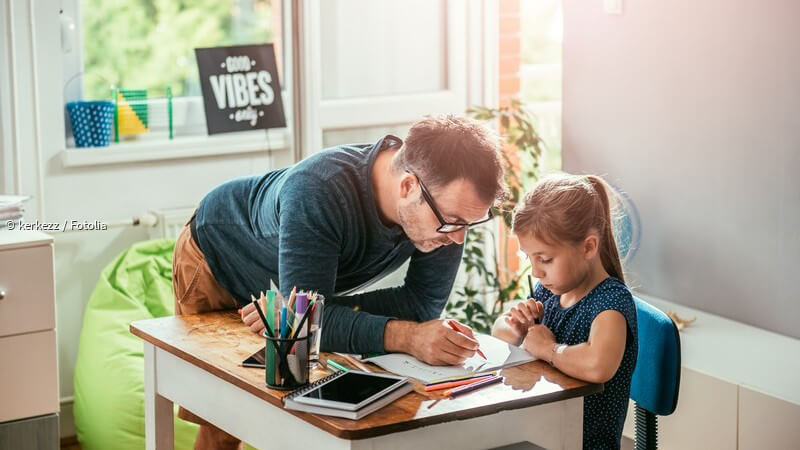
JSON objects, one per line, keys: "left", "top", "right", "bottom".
{"left": 283, "top": 370, "right": 346, "bottom": 403}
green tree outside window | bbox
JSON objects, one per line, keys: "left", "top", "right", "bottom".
{"left": 81, "top": 0, "right": 274, "bottom": 100}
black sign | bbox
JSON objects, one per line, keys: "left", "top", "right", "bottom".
{"left": 195, "top": 44, "right": 286, "bottom": 135}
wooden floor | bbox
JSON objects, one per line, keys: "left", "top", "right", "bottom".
{"left": 61, "top": 433, "right": 635, "bottom": 448}
{"left": 60, "top": 436, "right": 80, "bottom": 450}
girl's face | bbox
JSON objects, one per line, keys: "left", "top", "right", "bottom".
{"left": 517, "top": 232, "right": 591, "bottom": 296}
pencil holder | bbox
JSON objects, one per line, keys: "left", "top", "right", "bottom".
{"left": 308, "top": 294, "right": 325, "bottom": 369}
{"left": 265, "top": 333, "right": 311, "bottom": 390}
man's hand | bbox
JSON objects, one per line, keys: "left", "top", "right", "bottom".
{"left": 385, "top": 319, "right": 479, "bottom": 366}
{"left": 240, "top": 300, "right": 266, "bottom": 335}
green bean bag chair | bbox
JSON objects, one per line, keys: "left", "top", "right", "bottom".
{"left": 73, "top": 239, "right": 198, "bottom": 450}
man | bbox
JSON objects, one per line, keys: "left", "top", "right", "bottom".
{"left": 172, "top": 114, "right": 506, "bottom": 449}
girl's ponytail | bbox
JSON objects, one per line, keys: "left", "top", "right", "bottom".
{"left": 586, "top": 175, "right": 625, "bottom": 283}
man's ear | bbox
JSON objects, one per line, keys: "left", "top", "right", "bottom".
{"left": 583, "top": 234, "right": 600, "bottom": 260}
{"left": 398, "top": 173, "right": 417, "bottom": 200}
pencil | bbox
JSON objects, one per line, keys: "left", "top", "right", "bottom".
{"left": 447, "top": 320, "right": 486, "bottom": 359}
{"left": 424, "top": 375, "right": 494, "bottom": 392}
{"left": 335, "top": 352, "right": 373, "bottom": 373}
{"left": 287, "top": 286, "right": 297, "bottom": 310}
{"left": 326, "top": 359, "right": 349, "bottom": 372}
{"left": 250, "top": 295, "right": 276, "bottom": 338}
{"left": 426, "top": 371, "right": 499, "bottom": 386}
{"left": 445, "top": 375, "right": 503, "bottom": 397}
{"left": 528, "top": 275, "right": 540, "bottom": 324}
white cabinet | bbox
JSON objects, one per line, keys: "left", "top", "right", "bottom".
{"left": 623, "top": 368, "right": 738, "bottom": 449}
{"left": 0, "top": 231, "right": 59, "bottom": 447}
{"left": 622, "top": 294, "right": 800, "bottom": 449}
{"left": 0, "top": 330, "right": 59, "bottom": 421}
{"left": 738, "top": 387, "right": 800, "bottom": 450}
{"left": 0, "top": 243, "right": 55, "bottom": 336}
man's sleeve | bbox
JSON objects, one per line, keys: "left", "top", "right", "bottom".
{"left": 276, "top": 171, "right": 394, "bottom": 354}
{"left": 329, "top": 243, "right": 463, "bottom": 325}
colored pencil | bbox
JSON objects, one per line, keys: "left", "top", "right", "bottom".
{"left": 326, "top": 359, "right": 349, "bottom": 372}
{"left": 424, "top": 375, "right": 494, "bottom": 392}
{"left": 445, "top": 375, "right": 503, "bottom": 397}
{"left": 287, "top": 286, "right": 298, "bottom": 310}
{"left": 528, "top": 275, "right": 540, "bottom": 324}
{"left": 335, "top": 352, "right": 373, "bottom": 373}
{"left": 250, "top": 294, "right": 276, "bottom": 339}
{"left": 426, "top": 371, "right": 499, "bottom": 386}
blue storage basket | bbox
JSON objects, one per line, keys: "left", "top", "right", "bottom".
{"left": 67, "top": 100, "right": 114, "bottom": 147}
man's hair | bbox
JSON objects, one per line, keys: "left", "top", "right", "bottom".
{"left": 393, "top": 114, "right": 507, "bottom": 205}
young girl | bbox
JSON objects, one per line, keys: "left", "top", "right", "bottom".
{"left": 492, "top": 173, "right": 638, "bottom": 450}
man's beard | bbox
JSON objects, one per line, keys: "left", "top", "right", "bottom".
{"left": 398, "top": 204, "right": 450, "bottom": 252}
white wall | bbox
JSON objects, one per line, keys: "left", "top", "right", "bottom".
{"left": 562, "top": 0, "right": 800, "bottom": 338}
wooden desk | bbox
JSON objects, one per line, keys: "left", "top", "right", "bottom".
{"left": 131, "top": 312, "right": 601, "bottom": 449}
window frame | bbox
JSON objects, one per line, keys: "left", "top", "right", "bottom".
{"left": 59, "top": 0, "right": 294, "bottom": 166}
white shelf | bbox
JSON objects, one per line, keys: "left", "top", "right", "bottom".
{"left": 638, "top": 293, "right": 800, "bottom": 405}
{"left": 61, "top": 129, "right": 290, "bottom": 168}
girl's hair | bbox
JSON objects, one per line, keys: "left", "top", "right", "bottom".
{"left": 512, "top": 173, "right": 625, "bottom": 283}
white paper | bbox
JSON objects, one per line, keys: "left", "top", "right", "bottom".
{"left": 0, "top": 195, "right": 30, "bottom": 207}
{"left": 363, "top": 333, "right": 536, "bottom": 383}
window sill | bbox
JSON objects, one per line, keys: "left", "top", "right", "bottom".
{"left": 61, "top": 129, "right": 290, "bottom": 168}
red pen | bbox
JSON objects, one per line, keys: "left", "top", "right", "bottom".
{"left": 447, "top": 320, "right": 486, "bottom": 359}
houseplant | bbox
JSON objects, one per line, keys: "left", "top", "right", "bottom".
{"left": 446, "top": 99, "right": 547, "bottom": 333}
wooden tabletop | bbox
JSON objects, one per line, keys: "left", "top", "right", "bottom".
{"left": 131, "top": 311, "right": 602, "bottom": 440}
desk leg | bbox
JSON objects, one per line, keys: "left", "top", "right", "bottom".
{"left": 144, "top": 343, "right": 175, "bottom": 450}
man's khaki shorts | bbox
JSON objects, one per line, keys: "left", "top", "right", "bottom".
{"left": 172, "top": 222, "right": 238, "bottom": 427}
{"left": 172, "top": 223, "right": 237, "bottom": 315}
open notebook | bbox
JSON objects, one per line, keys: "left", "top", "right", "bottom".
{"left": 363, "top": 333, "right": 536, "bottom": 383}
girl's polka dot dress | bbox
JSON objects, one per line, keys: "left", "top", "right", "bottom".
{"left": 536, "top": 277, "right": 638, "bottom": 450}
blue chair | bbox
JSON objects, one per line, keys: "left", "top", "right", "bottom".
{"left": 630, "top": 297, "right": 682, "bottom": 449}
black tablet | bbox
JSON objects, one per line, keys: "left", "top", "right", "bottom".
{"left": 292, "top": 371, "right": 408, "bottom": 411}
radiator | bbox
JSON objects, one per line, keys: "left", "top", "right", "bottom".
{"left": 146, "top": 207, "right": 196, "bottom": 240}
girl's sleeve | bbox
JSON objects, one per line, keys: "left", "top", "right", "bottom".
{"left": 590, "top": 283, "right": 638, "bottom": 342}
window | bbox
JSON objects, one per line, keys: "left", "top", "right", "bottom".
{"left": 61, "top": 0, "right": 287, "bottom": 147}
{"left": 520, "top": 0, "right": 562, "bottom": 173}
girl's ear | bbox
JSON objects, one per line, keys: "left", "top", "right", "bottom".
{"left": 582, "top": 234, "right": 600, "bottom": 260}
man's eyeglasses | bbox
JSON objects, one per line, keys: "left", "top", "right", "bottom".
{"left": 403, "top": 164, "right": 494, "bottom": 233}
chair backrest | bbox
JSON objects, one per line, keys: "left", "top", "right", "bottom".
{"left": 630, "top": 297, "right": 681, "bottom": 416}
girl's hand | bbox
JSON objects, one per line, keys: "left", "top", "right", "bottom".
{"left": 522, "top": 324, "right": 556, "bottom": 360}
{"left": 506, "top": 298, "right": 544, "bottom": 336}
{"left": 502, "top": 314, "right": 528, "bottom": 340}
